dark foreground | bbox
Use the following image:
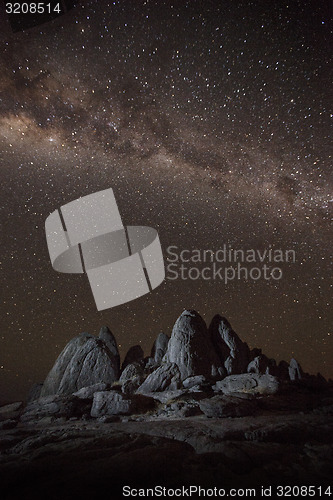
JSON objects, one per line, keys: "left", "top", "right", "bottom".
{"left": 1, "top": 409, "right": 332, "bottom": 500}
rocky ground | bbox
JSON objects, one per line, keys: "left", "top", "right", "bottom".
{"left": 1, "top": 310, "right": 332, "bottom": 499}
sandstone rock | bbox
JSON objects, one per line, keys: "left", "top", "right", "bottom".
{"left": 151, "top": 332, "right": 170, "bottom": 364}
{"left": 213, "top": 373, "right": 279, "bottom": 395}
{"left": 199, "top": 395, "right": 257, "bottom": 418}
{"left": 73, "top": 383, "right": 110, "bottom": 399}
{"left": 41, "top": 333, "right": 119, "bottom": 397}
{"left": 122, "top": 345, "right": 144, "bottom": 371}
{"left": 163, "top": 310, "right": 223, "bottom": 380}
{"left": 289, "top": 358, "right": 303, "bottom": 381}
{"left": 209, "top": 315, "right": 250, "bottom": 375}
{"left": 136, "top": 363, "right": 181, "bottom": 394}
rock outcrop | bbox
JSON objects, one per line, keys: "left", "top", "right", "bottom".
{"left": 151, "top": 332, "right": 170, "bottom": 364}
{"left": 289, "top": 358, "right": 303, "bottom": 381}
{"left": 163, "top": 310, "right": 224, "bottom": 380}
{"left": 213, "top": 373, "right": 280, "bottom": 395}
{"left": 18, "top": 310, "right": 324, "bottom": 425}
{"left": 40, "top": 331, "right": 120, "bottom": 397}
{"left": 136, "top": 363, "right": 181, "bottom": 394}
{"left": 209, "top": 315, "right": 250, "bottom": 375}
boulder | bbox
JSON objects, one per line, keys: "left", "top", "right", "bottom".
{"left": 289, "top": 358, "right": 303, "bottom": 381}
{"left": 183, "top": 375, "right": 209, "bottom": 389}
{"left": 199, "top": 395, "right": 257, "bottom": 418}
{"left": 73, "top": 383, "right": 110, "bottom": 399}
{"left": 98, "top": 326, "right": 120, "bottom": 377}
{"left": 91, "top": 391, "right": 155, "bottom": 417}
{"left": 21, "top": 395, "right": 90, "bottom": 422}
{"left": 247, "top": 355, "right": 276, "bottom": 375}
{"left": 40, "top": 332, "right": 119, "bottom": 397}
{"left": 209, "top": 315, "right": 250, "bottom": 375}
{"left": 136, "top": 363, "right": 181, "bottom": 394}
{"left": 163, "top": 310, "right": 223, "bottom": 380}
{"left": 151, "top": 332, "right": 170, "bottom": 364}
{"left": 119, "top": 363, "right": 144, "bottom": 384}
{"left": 121, "top": 345, "right": 144, "bottom": 371}
{"left": 91, "top": 391, "right": 134, "bottom": 417}
{"left": 213, "top": 373, "right": 280, "bottom": 395}
{"left": 121, "top": 378, "right": 142, "bottom": 395}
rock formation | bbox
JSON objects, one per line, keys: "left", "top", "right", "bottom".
{"left": 163, "top": 310, "right": 224, "bottom": 380}
{"left": 209, "top": 315, "right": 252, "bottom": 375}
{"left": 40, "top": 330, "right": 120, "bottom": 397}
{"left": 121, "top": 345, "right": 144, "bottom": 371}
{"left": 151, "top": 332, "right": 170, "bottom": 364}
{"left": 16, "top": 309, "right": 328, "bottom": 424}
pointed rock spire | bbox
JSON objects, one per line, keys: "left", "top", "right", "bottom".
{"left": 209, "top": 315, "right": 250, "bottom": 375}
{"left": 163, "top": 310, "right": 223, "bottom": 380}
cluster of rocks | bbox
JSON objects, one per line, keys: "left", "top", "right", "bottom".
{"left": 0, "top": 310, "right": 329, "bottom": 426}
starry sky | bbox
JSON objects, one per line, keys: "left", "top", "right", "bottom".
{"left": 0, "top": 0, "right": 332, "bottom": 403}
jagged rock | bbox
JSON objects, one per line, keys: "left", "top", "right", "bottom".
{"left": 159, "top": 400, "right": 201, "bottom": 418}
{"left": 289, "top": 358, "right": 303, "bottom": 381}
{"left": 40, "top": 332, "right": 119, "bottom": 397}
{"left": 21, "top": 395, "right": 90, "bottom": 422}
{"left": 26, "top": 383, "right": 43, "bottom": 403}
{"left": 209, "top": 315, "right": 250, "bottom": 375}
{"left": 145, "top": 389, "right": 187, "bottom": 403}
{"left": 91, "top": 391, "right": 155, "bottom": 417}
{"left": 121, "top": 378, "right": 142, "bottom": 395}
{"left": 151, "top": 332, "right": 170, "bottom": 364}
{"left": 144, "top": 356, "right": 157, "bottom": 371}
{"left": 213, "top": 373, "right": 280, "bottom": 395}
{"left": 119, "top": 363, "right": 144, "bottom": 384}
{"left": 0, "top": 402, "right": 23, "bottom": 421}
{"left": 247, "top": 355, "right": 278, "bottom": 375}
{"left": 73, "top": 383, "right": 110, "bottom": 399}
{"left": 163, "top": 310, "right": 223, "bottom": 380}
{"left": 91, "top": 391, "right": 134, "bottom": 417}
{"left": 122, "top": 345, "right": 144, "bottom": 371}
{"left": 183, "top": 375, "right": 208, "bottom": 389}
{"left": 199, "top": 395, "right": 257, "bottom": 418}
{"left": 136, "top": 363, "right": 181, "bottom": 394}
{"left": 98, "top": 326, "right": 120, "bottom": 377}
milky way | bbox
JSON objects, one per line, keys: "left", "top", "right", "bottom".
{"left": 0, "top": 0, "right": 332, "bottom": 402}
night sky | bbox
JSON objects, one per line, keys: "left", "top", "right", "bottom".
{"left": 1, "top": 0, "right": 332, "bottom": 403}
